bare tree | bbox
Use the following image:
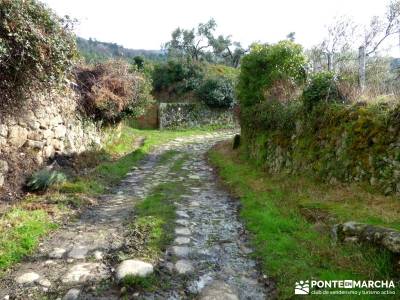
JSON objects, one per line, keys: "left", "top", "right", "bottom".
{"left": 359, "top": 0, "right": 400, "bottom": 90}
{"left": 320, "top": 16, "right": 357, "bottom": 72}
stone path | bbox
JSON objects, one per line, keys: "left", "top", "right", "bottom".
{"left": 0, "top": 131, "right": 272, "bottom": 299}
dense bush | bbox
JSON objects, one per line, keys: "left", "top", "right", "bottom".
{"left": 237, "top": 41, "right": 307, "bottom": 107}
{"left": 152, "top": 59, "right": 239, "bottom": 109}
{"left": 302, "top": 71, "right": 341, "bottom": 111}
{"left": 197, "top": 76, "right": 236, "bottom": 108}
{"left": 76, "top": 60, "right": 153, "bottom": 122}
{"left": 0, "top": 0, "right": 78, "bottom": 103}
{"left": 152, "top": 60, "right": 204, "bottom": 95}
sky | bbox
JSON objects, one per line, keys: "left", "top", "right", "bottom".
{"left": 42, "top": 0, "right": 399, "bottom": 56}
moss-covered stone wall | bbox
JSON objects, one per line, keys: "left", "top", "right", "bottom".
{"left": 241, "top": 102, "right": 400, "bottom": 195}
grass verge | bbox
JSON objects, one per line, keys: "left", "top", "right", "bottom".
{"left": 208, "top": 141, "right": 398, "bottom": 299}
{"left": 0, "top": 209, "right": 57, "bottom": 272}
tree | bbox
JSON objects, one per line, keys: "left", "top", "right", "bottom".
{"left": 320, "top": 16, "right": 357, "bottom": 72}
{"left": 358, "top": 0, "right": 400, "bottom": 90}
{"left": 210, "top": 35, "right": 247, "bottom": 67}
{"left": 165, "top": 19, "right": 246, "bottom": 67}
{"left": 165, "top": 19, "right": 216, "bottom": 62}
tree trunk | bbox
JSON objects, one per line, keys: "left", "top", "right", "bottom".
{"left": 327, "top": 53, "right": 333, "bottom": 72}
{"left": 358, "top": 46, "right": 366, "bottom": 92}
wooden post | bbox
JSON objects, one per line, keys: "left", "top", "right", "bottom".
{"left": 327, "top": 53, "right": 333, "bottom": 72}
{"left": 358, "top": 46, "right": 366, "bottom": 92}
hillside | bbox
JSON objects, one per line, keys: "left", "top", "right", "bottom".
{"left": 77, "top": 37, "right": 166, "bottom": 62}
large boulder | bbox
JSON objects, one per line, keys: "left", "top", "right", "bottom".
{"left": 335, "top": 221, "right": 400, "bottom": 254}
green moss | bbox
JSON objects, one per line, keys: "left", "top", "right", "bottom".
{"left": 241, "top": 101, "right": 400, "bottom": 194}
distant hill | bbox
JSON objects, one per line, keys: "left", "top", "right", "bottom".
{"left": 77, "top": 37, "right": 166, "bottom": 63}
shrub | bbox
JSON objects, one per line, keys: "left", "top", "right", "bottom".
{"left": 75, "top": 60, "right": 153, "bottom": 122}
{"left": 0, "top": 0, "right": 78, "bottom": 103}
{"left": 152, "top": 59, "right": 204, "bottom": 95}
{"left": 197, "top": 76, "right": 236, "bottom": 108}
{"left": 26, "top": 169, "right": 67, "bottom": 192}
{"left": 237, "top": 41, "right": 307, "bottom": 107}
{"left": 302, "top": 71, "right": 342, "bottom": 112}
{"left": 133, "top": 56, "right": 145, "bottom": 70}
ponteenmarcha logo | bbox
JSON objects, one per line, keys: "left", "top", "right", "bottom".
{"left": 295, "top": 280, "right": 310, "bottom": 295}
{"left": 294, "top": 280, "right": 396, "bottom": 296}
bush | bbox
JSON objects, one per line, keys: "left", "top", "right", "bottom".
{"left": 75, "top": 60, "right": 153, "bottom": 122}
{"left": 0, "top": 0, "right": 78, "bottom": 103}
{"left": 197, "top": 76, "right": 236, "bottom": 108}
{"left": 26, "top": 169, "right": 67, "bottom": 192}
{"left": 152, "top": 60, "right": 204, "bottom": 95}
{"left": 237, "top": 41, "right": 307, "bottom": 107}
{"left": 302, "top": 71, "right": 341, "bottom": 112}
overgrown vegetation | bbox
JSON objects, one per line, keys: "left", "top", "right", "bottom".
{"left": 0, "top": 0, "right": 77, "bottom": 104}
{"left": 238, "top": 41, "right": 400, "bottom": 195}
{"left": 152, "top": 59, "right": 238, "bottom": 108}
{"left": 237, "top": 41, "right": 307, "bottom": 106}
{"left": 75, "top": 60, "right": 153, "bottom": 122}
{"left": 209, "top": 142, "right": 397, "bottom": 299}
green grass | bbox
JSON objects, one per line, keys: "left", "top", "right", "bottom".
{"left": 131, "top": 182, "right": 183, "bottom": 261}
{"left": 61, "top": 126, "right": 215, "bottom": 195}
{"left": 0, "top": 209, "right": 57, "bottom": 272}
{"left": 209, "top": 142, "right": 397, "bottom": 299}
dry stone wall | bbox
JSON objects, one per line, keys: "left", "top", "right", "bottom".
{"left": 159, "top": 102, "right": 236, "bottom": 130}
{"left": 0, "top": 88, "right": 102, "bottom": 200}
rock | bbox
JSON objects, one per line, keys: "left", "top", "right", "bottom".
{"left": 25, "top": 140, "right": 45, "bottom": 149}
{"left": 115, "top": 260, "right": 153, "bottom": 281}
{"left": 175, "top": 260, "right": 194, "bottom": 274}
{"left": 176, "top": 219, "right": 190, "bottom": 226}
{"left": 68, "top": 246, "right": 89, "bottom": 259}
{"left": 341, "top": 222, "right": 366, "bottom": 236}
{"left": 172, "top": 246, "right": 190, "bottom": 257}
{"left": 63, "top": 288, "right": 80, "bottom": 300}
{"left": 199, "top": 281, "right": 239, "bottom": 300}
{"left": 175, "top": 227, "right": 191, "bottom": 235}
{"left": 43, "top": 145, "right": 55, "bottom": 158}
{"left": 15, "top": 272, "right": 40, "bottom": 285}
{"left": 0, "top": 160, "right": 9, "bottom": 187}
{"left": 49, "top": 247, "right": 66, "bottom": 259}
{"left": 0, "top": 124, "right": 8, "bottom": 137}
{"left": 344, "top": 236, "right": 359, "bottom": 243}
{"left": 382, "top": 232, "right": 400, "bottom": 253}
{"left": 38, "top": 278, "right": 51, "bottom": 287}
{"left": 8, "top": 126, "right": 28, "bottom": 148}
{"left": 176, "top": 211, "right": 189, "bottom": 218}
{"left": 93, "top": 250, "right": 103, "bottom": 260}
{"left": 174, "top": 237, "right": 191, "bottom": 245}
{"left": 62, "top": 263, "right": 107, "bottom": 284}
{"left": 54, "top": 125, "right": 67, "bottom": 139}
{"left": 189, "top": 201, "right": 200, "bottom": 207}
